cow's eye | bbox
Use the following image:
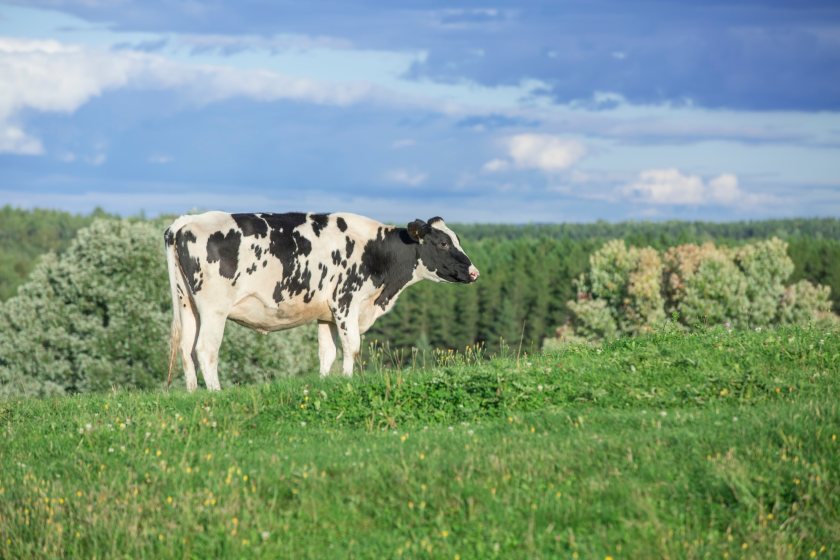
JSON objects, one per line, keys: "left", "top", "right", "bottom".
{"left": 440, "top": 241, "right": 449, "bottom": 249}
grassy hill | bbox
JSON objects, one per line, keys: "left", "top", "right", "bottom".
{"left": 1, "top": 326, "right": 838, "bottom": 558}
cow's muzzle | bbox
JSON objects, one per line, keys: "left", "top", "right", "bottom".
{"left": 468, "top": 265, "right": 480, "bottom": 282}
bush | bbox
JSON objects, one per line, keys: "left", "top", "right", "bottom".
{"left": 571, "top": 240, "right": 665, "bottom": 338}
{"left": 562, "top": 237, "right": 834, "bottom": 342}
{"left": 778, "top": 280, "right": 834, "bottom": 325}
{"left": 0, "top": 219, "right": 316, "bottom": 398}
{"left": 670, "top": 247, "right": 750, "bottom": 328}
{"left": 736, "top": 238, "right": 794, "bottom": 326}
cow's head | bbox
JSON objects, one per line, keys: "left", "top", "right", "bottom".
{"left": 407, "top": 217, "right": 480, "bottom": 284}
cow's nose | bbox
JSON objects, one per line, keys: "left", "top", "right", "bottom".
{"left": 468, "top": 265, "right": 480, "bottom": 281}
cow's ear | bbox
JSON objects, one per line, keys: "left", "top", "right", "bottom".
{"left": 407, "top": 219, "right": 429, "bottom": 242}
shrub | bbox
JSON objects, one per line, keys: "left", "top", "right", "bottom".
{"left": 674, "top": 249, "right": 750, "bottom": 328}
{"left": 563, "top": 238, "right": 833, "bottom": 342}
{"left": 565, "top": 299, "right": 619, "bottom": 342}
{"left": 572, "top": 240, "right": 664, "bottom": 338}
{"left": 0, "top": 219, "right": 316, "bottom": 398}
{"left": 778, "top": 280, "right": 834, "bottom": 325}
{"left": 736, "top": 238, "right": 795, "bottom": 326}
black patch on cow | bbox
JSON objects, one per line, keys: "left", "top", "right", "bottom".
{"left": 269, "top": 228, "right": 312, "bottom": 261}
{"left": 336, "top": 216, "right": 348, "bottom": 232}
{"left": 260, "top": 212, "right": 307, "bottom": 233}
{"left": 337, "top": 263, "right": 365, "bottom": 316}
{"left": 164, "top": 227, "right": 174, "bottom": 246}
{"left": 175, "top": 229, "right": 203, "bottom": 293}
{"left": 345, "top": 236, "right": 355, "bottom": 259}
{"left": 233, "top": 213, "right": 268, "bottom": 238}
{"left": 206, "top": 228, "right": 241, "bottom": 280}
{"left": 332, "top": 273, "right": 343, "bottom": 301}
{"left": 246, "top": 263, "right": 257, "bottom": 275}
{"left": 265, "top": 212, "right": 315, "bottom": 303}
{"left": 317, "top": 263, "right": 329, "bottom": 290}
{"left": 303, "top": 274, "right": 316, "bottom": 302}
{"left": 310, "top": 213, "right": 329, "bottom": 237}
{"left": 272, "top": 261, "right": 313, "bottom": 303}
{"left": 359, "top": 228, "right": 420, "bottom": 310}
{"left": 262, "top": 260, "right": 267, "bottom": 267}
{"left": 253, "top": 245, "right": 263, "bottom": 260}
{"left": 331, "top": 249, "right": 342, "bottom": 266}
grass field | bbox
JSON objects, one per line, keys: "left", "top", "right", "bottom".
{"left": 1, "top": 326, "right": 838, "bottom": 559}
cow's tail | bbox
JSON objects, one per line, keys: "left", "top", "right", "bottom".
{"left": 164, "top": 225, "right": 184, "bottom": 388}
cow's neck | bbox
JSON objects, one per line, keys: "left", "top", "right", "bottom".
{"left": 361, "top": 227, "right": 422, "bottom": 311}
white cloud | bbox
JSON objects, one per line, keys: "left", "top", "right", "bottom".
{"left": 0, "top": 38, "right": 141, "bottom": 155}
{"left": 0, "top": 37, "right": 382, "bottom": 155}
{"left": 508, "top": 134, "right": 586, "bottom": 171}
{"left": 0, "top": 124, "right": 43, "bottom": 155}
{"left": 483, "top": 133, "right": 586, "bottom": 174}
{"left": 707, "top": 173, "right": 741, "bottom": 204}
{"left": 621, "top": 168, "right": 761, "bottom": 206}
{"left": 385, "top": 168, "right": 427, "bottom": 186}
{"left": 0, "top": 38, "right": 135, "bottom": 115}
{"left": 482, "top": 158, "right": 509, "bottom": 172}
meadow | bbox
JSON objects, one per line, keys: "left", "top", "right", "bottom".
{"left": 1, "top": 325, "right": 838, "bottom": 559}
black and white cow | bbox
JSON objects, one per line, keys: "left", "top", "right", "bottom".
{"left": 164, "top": 211, "right": 479, "bottom": 391}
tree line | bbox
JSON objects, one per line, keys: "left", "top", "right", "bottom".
{"left": 1, "top": 206, "right": 838, "bottom": 357}
{"left": 369, "top": 221, "right": 840, "bottom": 354}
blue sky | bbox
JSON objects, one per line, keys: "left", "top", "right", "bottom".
{"left": 0, "top": 1, "right": 838, "bottom": 223}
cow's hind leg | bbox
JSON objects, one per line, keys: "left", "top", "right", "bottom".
{"left": 318, "top": 320, "right": 340, "bottom": 377}
{"left": 194, "top": 310, "right": 228, "bottom": 391}
{"left": 178, "top": 306, "right": 199, "bottom": 392}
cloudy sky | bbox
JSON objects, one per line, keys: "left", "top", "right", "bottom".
{"left": 1, "top": 1, "right": 838, "bottom": 223}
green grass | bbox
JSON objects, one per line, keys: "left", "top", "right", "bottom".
{"left": 1, "top": 326, "right": 839, "bottom": 559}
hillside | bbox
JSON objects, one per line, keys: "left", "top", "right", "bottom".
{"left": 1, "top": 326, "right": 837, "bottom": 558}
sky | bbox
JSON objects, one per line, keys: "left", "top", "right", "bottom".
{"left": 0, "top": 1, "right": 839, "bottom": 223}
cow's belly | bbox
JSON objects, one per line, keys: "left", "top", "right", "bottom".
{"left": 228, "top": 294, "right": 331, "bottom": 332}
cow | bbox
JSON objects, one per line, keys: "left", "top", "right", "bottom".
{"left": 164, "top": 211, "right": 479, "bottom": 391}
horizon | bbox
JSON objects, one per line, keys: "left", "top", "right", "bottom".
{"left": 5, "top": 203, "right": 839, "bottom": 227}
{"left": 1, "top": 1, "right": 839, "bottom": 223}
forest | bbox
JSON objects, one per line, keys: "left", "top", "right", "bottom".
{"left": 1, "top": 205, "right": 839, "bottom": 359}
{"left": 370, "top": 218, "right": 840, "bottom": 353}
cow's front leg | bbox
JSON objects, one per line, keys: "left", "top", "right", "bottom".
{"left": 317, "top": 320, "right": 339, "bottom": 377}
{"left": 335, "top": 317, "right": 361, "bottom": 377}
